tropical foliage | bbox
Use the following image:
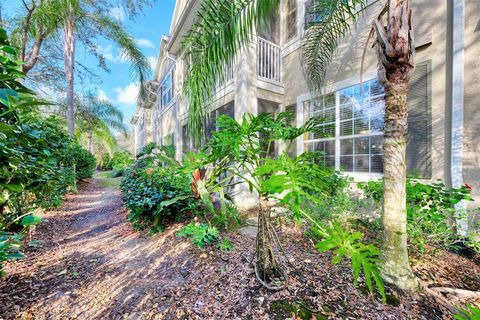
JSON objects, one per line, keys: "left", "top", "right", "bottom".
{"left": 358, "top": 179, "right": 474, "bottom": 252}
{"left": 182, "top": 0, "right": 280, "bottom": 141}
{"left": 120, "top": 145, "right": 196, "bottom": 234}
{"left": 0, "top": 28, "right": 95, "bottom": 275}
{"left": 181, "top": 0, "right": 420, "bottom": 291}
{"left": 72, "top": 93, "right": 127, "bottom": 154}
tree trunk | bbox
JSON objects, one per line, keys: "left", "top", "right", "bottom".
{"left": 374, "top": 0, "right": 418, "bottom": 290}
{"left": 256, "top": 197, "right": 279, "bottom": 283}
{"left": 87, "top": 129, "right": 93, "bottom": 153}
{"left": 64, "top": 9, "right": 76, "bottom": 135}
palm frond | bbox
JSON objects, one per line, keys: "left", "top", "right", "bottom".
{"left": 92, "top": 14, "right": 151, "bottom": 98}
{"left": 182, "top": 0, "right": 280, "bottom": 143}
{"left": 93, "top": 121, "right": 117, "bottom": 153}
{"left": 302, "top": 0, "right": 366, "bottom": 92}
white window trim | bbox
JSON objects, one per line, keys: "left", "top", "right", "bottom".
{"left": 159, "top": 66, "right": 175, "bottom": 109}
{"left": 280, "top": 0, "right": 305, "bottom": 51}
{"left": 297, "top": 70, "right": 384, "bottom": 180}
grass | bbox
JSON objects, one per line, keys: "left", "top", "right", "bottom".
{"left": 94, "top": 171, "right": 122, "bottom": 189}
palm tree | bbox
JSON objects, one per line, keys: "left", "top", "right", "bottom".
{"left": 371, "top": 0, "right": 417, "bottom": 290}
{"left": 12, "top": 0, "right": 150, "bottom": 135}
{"left": 182, "top": 0, "right": 417, "bottom": 290}
{"left": 75, "top": 93, "right": 127, "bottom": 154}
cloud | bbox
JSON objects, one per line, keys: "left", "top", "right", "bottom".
{"left": 98, "top": 45, "right": 119, "bottom": 62}
{"left": 147, "top": 56, "right": 157, "bottom": 69}
{"left": 135, "top": 38, "right": 155, "bottom": 49}
{"left": 97, "top": 90, "right": 110, "bottom": 102}
{"left": 110, "top": 7, "right": 125, "bottom": 22}
{"left": 97, "top": 45, "right": 130, "bottom": 64}
{"left": 115, "top": 83, "right": 139, "bottom": 105}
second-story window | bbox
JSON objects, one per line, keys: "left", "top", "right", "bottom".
{"left": 285, "top": 0, "right": 297, "bottom": 42}
{"left": 160, "top": 70, "right": 174, "bottom": 108}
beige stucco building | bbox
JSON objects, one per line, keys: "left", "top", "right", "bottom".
{"left": 131, "top": 0, "right": 480, "bottom": 218}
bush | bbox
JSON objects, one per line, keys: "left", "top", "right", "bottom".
{"left": 358, "top": 179, "right": 474, "bottom": 252}
{"left": 99, "top": 153, "right": 112, "bottom": 170}
{"left": 69, "top": 144, "right": 96, "bottom": 180}
{"left": 120, "top": 145, "right": 195, "bottom": 233}
{"left": 111, "top": 151, "right": 134, "bottom": 171}
{"left": 0, "top": 28, "right": 89, "bottom": 274}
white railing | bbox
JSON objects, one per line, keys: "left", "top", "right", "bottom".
{"left": 216, "top": 60, "right": 235, "bottom": 88}
{"left": 257, "top": 37, "right": 282, "bottom": 83}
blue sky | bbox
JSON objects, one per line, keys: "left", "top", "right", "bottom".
{"left": 3, "top": 0, "right": 176, "bottom": 124}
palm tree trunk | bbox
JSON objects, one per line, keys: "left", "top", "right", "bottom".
{"left": 64, "top": 8, "right": 76, "bottom": 135}
{"left": 374, "top": 0, "right": 417, "bottom": 290}
{"left": 87, "top": 129, "right": 93, "bottom": 153}
{"left": 256, "top": 197, "right": 279, "bottom": 283}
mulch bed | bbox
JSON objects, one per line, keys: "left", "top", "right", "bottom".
{"left": 0, "top": 179, "right": 479, "bottom": 319}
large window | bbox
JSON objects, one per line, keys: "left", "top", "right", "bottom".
{"left": 285, "top": 0, "right": 297, "bottom": 42}
{"left": 160, "top": 70, "right": 174, "bottom": 108}
{"left": 303, "top": 61, "right": 431, "bottom": 177}
{"left": 304, "top": 79, "right": 385, "bottom": 173}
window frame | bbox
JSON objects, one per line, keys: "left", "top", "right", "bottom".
{"left": 159, "top": 67, "right": 175, "bottom": 110}
{"left": 285, "top": 0, "right": 298, "bottom": 43}
{"left": 302, "top": 77, "right": 385, "bottom": 177}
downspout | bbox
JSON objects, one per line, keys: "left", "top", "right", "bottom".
{"left": 451, "top": 0, "right": 467, "bottom": 235}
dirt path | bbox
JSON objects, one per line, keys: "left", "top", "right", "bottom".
{"left": 1, "top": 176, "right": 478, "bottom": 319}
{"left": 0, "top": 176, "right": 192, "bottom": 319}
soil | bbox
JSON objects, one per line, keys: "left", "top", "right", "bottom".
{"left": 0, "top": 177, "right": 479, "bottom": 319}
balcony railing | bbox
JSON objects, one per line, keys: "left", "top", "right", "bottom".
{"left": 216, "top": 60, "right": 235, "bottom": 88}
{"left": 257, "top": 37, "right": 281, "bottom": 84}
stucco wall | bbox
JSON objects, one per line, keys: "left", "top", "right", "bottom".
{"left": 282, "top": 0, "right": 451, "bottom": 184}
{"left": 158, "top": 106, "right": 177, "bottom": 141}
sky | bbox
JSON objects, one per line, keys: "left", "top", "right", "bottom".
{"left": 2, "top": 0, "right": 176, "bottom": 125}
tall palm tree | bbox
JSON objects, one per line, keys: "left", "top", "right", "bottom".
{"left": 182, "top": 0, "right": 417, "bottom": 290}
{"left": 12, "top": 0, "right": 150, "bottom": 135}
{"left": 75, "top": 93, "right": 127, "bottom": 154}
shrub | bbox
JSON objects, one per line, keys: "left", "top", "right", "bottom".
{"left": 120, "top": 146, "right": 195, "bottom": 233}
{"left": 0, "top": 28, "right": 87, "bottom": 274}
{"left": 358, "top": 179, "right": 474, "bottom": 252}
{"left": 70, "top": 145, "right": 96, "bottom": 180}
{"left": 99, "top": 153, "right": 112, "bottom": 170}
{"left": 111, "top": 151, "right": 134, "bottom": 171}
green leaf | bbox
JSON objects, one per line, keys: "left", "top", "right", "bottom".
{"left": 6, "top": 252, "right": 24, "bottom": 260}
{"left": 21, "top": 215, "right": 43, "bottom": 227}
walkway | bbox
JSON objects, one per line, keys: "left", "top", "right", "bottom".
{"left": 0, "top": 177, "right": 192, "bottom": 319}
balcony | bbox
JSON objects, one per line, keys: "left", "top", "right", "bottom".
{"left": 256, "top": 37, "right": 282, "bottom": 85}
{"left": 214, "top": 36, "right": 283, "bottom": 99}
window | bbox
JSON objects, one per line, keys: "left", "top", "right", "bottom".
{"left": 182, "top": 125, "right": 197, "bottom": 153}
{"left": 303, "top": 62, "right": 431, "bottom": 176}
{"left": 304, "top": 79, "right": 385, "bottom": 173}
{"left": 406, "top": 61, "right": 431, "bottom": 178}
{"left": 206, "top": 103, "right": 235, "bottom": 140}
{"left": 160, "top": 70, "right": 174, "bottom": 108}
{"left": 285, "top": 105, "right": 297, "bottom": 158}
{"left": 285, "top": 0, "right": 297, "bottom": 42}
